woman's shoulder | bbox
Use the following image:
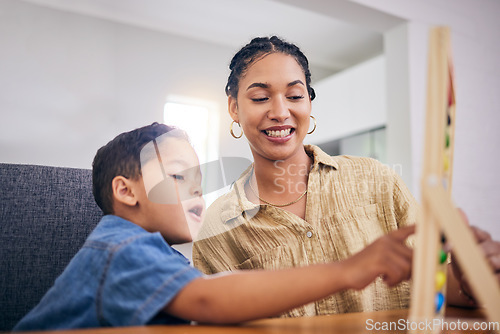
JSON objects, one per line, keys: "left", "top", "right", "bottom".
{"left": 206, "top": 190, "right": 235, "bottom": 218}
{"left": 196, "top": 189, "right": 239, "bottom": 240}
{"left": 307, "top": 145, "right": 387, "bottom": 171}
{"left": 333, "top": 155, "right": 390, "bottom": 170}
{"left": 333, "top": 154, "right": 383, "bottom": 166}
{"left": 329, "top": 155, "right": 401, "bottom": 181}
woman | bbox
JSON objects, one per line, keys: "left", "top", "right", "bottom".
{"left": 193, "top": 36, "right": 497, "bottom": 317}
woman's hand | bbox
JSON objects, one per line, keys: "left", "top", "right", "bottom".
{"left": 341, "top": 226, "right": 415, "bottom": 290}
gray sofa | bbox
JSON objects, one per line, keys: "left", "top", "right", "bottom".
{"left": 0, "top": 163, "right": 103, "bottom": 331}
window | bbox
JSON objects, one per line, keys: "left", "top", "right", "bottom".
{"left": 163, "top": 96, "right": 220, "bottom": 205}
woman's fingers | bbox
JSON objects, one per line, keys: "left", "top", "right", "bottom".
{"left": 367, "top": 227, "right": 415, "bottom": 287}
{"left": 381, "top": 243, "right": 413, "bottom": 286}
{"left": 389, "top": 225, "right": 416, "bottom": 242}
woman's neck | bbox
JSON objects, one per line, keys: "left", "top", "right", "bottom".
{"left": 251, "top": 146, "right": 312, "bottom": 196}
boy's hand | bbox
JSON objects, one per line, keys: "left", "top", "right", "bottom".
{"left": 468, "top": 226, "right": 500, "bottom": 280}
{"left": 341, "top": 226, "right": 415, "bottom": 290}
{"left": 450, "top": 210, "right": 500, "bottom": 300}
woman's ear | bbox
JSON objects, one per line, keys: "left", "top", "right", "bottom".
{"left": 228, "top": 96, "right": 239, "bottom": 123}
{"left": 112, "top": 176, "right": 138, "bottom": 207}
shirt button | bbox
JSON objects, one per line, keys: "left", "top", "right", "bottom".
{"left": 306, "top": 231, "right": 313, "bottom": 238}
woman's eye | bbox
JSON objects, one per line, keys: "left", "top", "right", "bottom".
{"left": 169, "top": 174, "right": 184, "bottom": 181}
{"left": 288, "top": 95, "right": 304, "bottom": 100}
{"left": 251, "top": 97, "right": 269, "bottom": 102}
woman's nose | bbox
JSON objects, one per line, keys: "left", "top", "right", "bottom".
{"left": 267, "top": 96, "right": 290, "bottom": 122}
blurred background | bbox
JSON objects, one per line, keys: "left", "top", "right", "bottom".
{"left": 1, "top": 0, "right": 499, "bottom": 252}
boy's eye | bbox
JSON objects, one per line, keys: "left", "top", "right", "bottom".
{"left": 169, "top": 174, "right": 184, "bottom": 181}
{"left": 288, "top": 95, "right": 304, "bottom": 100}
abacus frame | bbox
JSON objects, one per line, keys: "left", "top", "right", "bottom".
{"left": 409, "top": 27, "right": 500, "bottom": 332}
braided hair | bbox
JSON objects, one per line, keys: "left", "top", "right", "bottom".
{"left": 225, "top": 36, "right": 316, "bottom": 101}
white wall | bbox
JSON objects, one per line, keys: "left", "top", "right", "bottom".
{"left": 383, "top": 24, "right": 414, "bottom": 191}
{"left": 2, "top": 0, "right": 498, "bottom": 242}
{"left": 0, "top": 0, "right": 234, "bottom": 169}
{"left": 308, "top": 55, "right": 386, "bottom": 145}
{"left": 352, "top": 0, "right": 500, "bottom": 238}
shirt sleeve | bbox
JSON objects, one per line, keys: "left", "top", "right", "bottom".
{"left": 389, "top": 167, "right": 419, "bottom": 229}
{"left": 99, "top": 233, "right": 202, "bottom": 326}
{"left": 385, "top": 166, "right": 419, "bottom": 249}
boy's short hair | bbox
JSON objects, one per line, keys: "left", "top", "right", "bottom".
{"left": 92, "top": 122, "right": 188, "bottom": 214}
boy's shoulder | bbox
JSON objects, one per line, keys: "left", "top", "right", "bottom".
{"left": 88, "top": 215, "right": 184, "bottom": 260}
{"left": 88, "top": 215, "right": 149, "bottom": 243}
{"left": 14, "top": 215, "right": 201, "bottom": 330}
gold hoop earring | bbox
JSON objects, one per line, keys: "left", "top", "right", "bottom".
{"left": 230, "top": 121, "right": 243, "bottom": 139}
{"left": 307, "top": 115, "right": 317, "bottom": 134}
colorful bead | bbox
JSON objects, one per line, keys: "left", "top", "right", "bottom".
{"left": 435, "top": 292, "right": 445, "bottom": 312}
{"left": 439, "top": 249, "right": 447, "bottom": 263}
{"left": 443, "top": 154, "right": 450, "bottom": 172}
{"left": 436, "top": 271, "right": 446, "bottom": 291}
{"left": 442, "top": 177, "right": 449, "bottom": 190}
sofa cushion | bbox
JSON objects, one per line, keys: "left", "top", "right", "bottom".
{"left": 0, "top": 163, "right": 103, "bottom": 331}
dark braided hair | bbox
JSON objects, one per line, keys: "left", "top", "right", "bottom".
{"left": 225, "top": 36, "right": 316, "bottom": 101}
{"left": 92, "top": 122, "right": 188, "bottom": 214}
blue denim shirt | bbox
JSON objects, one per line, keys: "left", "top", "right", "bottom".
{"left": 14, "top": 215, "right": 202, "bottom": 331}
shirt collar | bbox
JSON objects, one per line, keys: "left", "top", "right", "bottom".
{"left": 219, "top": 145, "right": 338, "bottom": 224}
{"left": 219, "top": 164, "right": 260, "bottom": 224}
{"left": 304, "top": 144, "right": 339, "bottom": 170}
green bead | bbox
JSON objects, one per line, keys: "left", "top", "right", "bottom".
{"left": 445, "top": 132, "right": 450, "bottom": 148}
{"left": 439, "top": 249, "right": 447, "bottom": 264}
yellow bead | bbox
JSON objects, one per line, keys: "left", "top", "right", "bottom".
{"left": 443, "top": 154, "right": 450, "bottom": 172}
{"left": 436, "top": 271, "right": 446, "bottom": 291}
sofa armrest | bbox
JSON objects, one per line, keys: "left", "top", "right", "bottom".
{"left": 0, "top": 163, "right": 102, "bottom": 331}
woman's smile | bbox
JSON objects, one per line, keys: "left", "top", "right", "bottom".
{"left": 261, "top": 125, "right": 294, "bottom": 142}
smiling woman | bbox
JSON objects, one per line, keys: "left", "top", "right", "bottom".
{"left": 193, "top": 36, "right": 500, "bottom": 319}
{"left": 193, "top": 36, "right": 419, "bottom": 317}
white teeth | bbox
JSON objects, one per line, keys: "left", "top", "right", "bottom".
{"left": 265, "top": 128, "right": 291, "bottom": 137}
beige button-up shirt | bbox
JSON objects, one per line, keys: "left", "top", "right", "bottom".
{"left": 193, "top": 145, "right": 417, "bottom": 317}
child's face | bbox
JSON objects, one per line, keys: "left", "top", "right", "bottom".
{"left": 139, "top": 137, "right": 205, "bottom": 244}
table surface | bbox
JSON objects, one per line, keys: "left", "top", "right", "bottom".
{"left": 13, "top": 307, "right": 497, "bottom": 334}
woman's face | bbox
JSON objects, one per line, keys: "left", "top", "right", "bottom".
{"left": 229, "top": 52, "right": 312, "bottom": 162}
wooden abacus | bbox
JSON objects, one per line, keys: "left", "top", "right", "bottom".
{"left": 409, "top": 26, "right": 500, "bottom": 333}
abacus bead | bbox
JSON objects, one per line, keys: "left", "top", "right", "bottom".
{"left": 435, "top": 292, "right": 445, "bottom": 312}
{"left": 443, "top": 154, "right": 450, "bottom": 172}
{"left": 436, "top": 271, "right": 446, "bottom": 291}
{"left": 439, "top": 249, "right": 447, "bottom": 264}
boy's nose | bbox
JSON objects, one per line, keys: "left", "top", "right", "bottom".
{"left": 267, "top": 96, "right": 290, "bottom": 122}
{"left": 190, "top": 182, "right": 202, "bottom": 197}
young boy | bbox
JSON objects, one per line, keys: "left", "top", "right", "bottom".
{"left": 14, "top": 123, "right": 414, "bottom": 330}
